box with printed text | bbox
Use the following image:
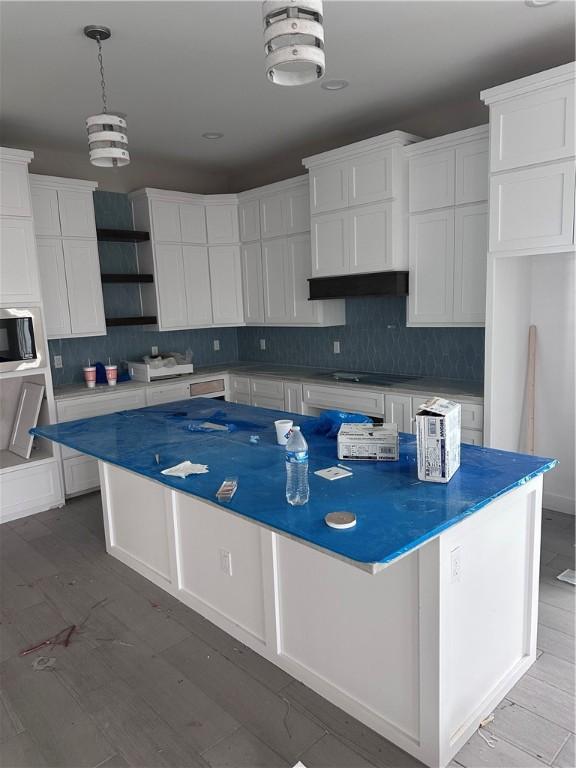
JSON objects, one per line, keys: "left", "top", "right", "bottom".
{"left": 416, "top": 397, "right": 461, "bottom": 482}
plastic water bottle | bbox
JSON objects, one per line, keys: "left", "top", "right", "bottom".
{"left": 285, "top": 426, "right": 309, "bottom": 506}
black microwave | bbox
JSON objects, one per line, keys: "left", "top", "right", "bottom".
{"left": 0, "top": 308, "right": 45, "bottom": 372}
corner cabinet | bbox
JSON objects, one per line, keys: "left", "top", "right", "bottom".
{"left": 406, "top": 126, "right": 489, "bottom": 327}
{"left": 130, "top": 188, "right": 244, "bottom": 330}
{"left": 238, "top": 177, "right": 345, "bottom": 327}
{"left": 303, "top": 131, "right": 421, "bottom": 278}
{"left": 30, "top": 175, "right": 106, "bottom": 337}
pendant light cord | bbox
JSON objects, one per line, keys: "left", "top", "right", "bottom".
{"left": 96, "top": 36, "right": 108, "bottom": 114}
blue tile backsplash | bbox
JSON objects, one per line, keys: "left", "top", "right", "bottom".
{"left": 48, "top": 191, "right": 484, "bottom": 386}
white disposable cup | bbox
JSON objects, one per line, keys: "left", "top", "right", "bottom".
{"left": 274, "top": 419, "right": 293, "bottom": 446}
{"left": 105, "top": 365, "right": 118, "bottom": 386}
{"left": 83, "top": 366, "right": 96, "bottom": 388}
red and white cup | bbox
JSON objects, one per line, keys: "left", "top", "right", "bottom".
{"left": 105, "top": 364, "right": 118, "bottom": 386}
{"left": 83, "top": 366, "right": 97, "bottom": 388}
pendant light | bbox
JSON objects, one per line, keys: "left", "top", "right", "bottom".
{"left": 263, "top": 1, "right": 325, "bottom": 86}
{"left": 84, "top": 25, "right": 129, "bottom": 167}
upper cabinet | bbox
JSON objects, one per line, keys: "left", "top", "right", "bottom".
{"left": 0, "top": 149, "right": 32, "bottom": 218}
{"left": 30, "top": 175, "right": 105, "bottom": 338}
{"left": 481, "top": 63, "right": 576, "bottom": 256}
{"left": 149, "top": 196, "right": 206, "bottom": 243}
{"left": 239, "top": 199, "right": 261, "bottom": 242}
{"left": 248, "top": 177, "right": 311, "bottom": 241}
{"left": 405, "top": 126, "right": 489, "bottom": 327}
{"left": 303, "top": 131, "right": 421, "bottom": 278}
{"left": 206, "top": 200, "right": 240, "bottom": 244}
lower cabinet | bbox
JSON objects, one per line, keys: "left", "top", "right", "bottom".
{"left": 145, "top": 381, "right": 191, "bottom": 406}
{"left": 63, "top": 454, "right": 101, "bottom": 497}
{"left": 284, "top": 382, "right": 303, "bottom": 414}
{"left": 384, "top": 394, "right": 412, "bottom": 433}
{"left": 250, "top": 378, "right": 285, "bottom": 411}
{"left": 0, "top": 460, "right": 63, "bottom": 523}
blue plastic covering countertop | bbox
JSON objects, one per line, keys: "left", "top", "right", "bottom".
{"left": 32, "top": 399, "right": 557, "bottom": 568}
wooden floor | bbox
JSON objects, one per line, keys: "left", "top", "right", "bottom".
{"left": 1, "top": 495, "right": 574, "bottom": 768}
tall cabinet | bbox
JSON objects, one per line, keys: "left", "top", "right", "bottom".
{"left": 238, "top": 176, "right": 345, "bottom": 327}
{"left": 405, "top": 126, "right": 489, "bottom": 327}
{"left": 30, "top": 175, "right": 106, "bottom": 338}
{"left": 481, "top": 63, "right": 575, "bottom": 515}
{"left": 0, "top": 148, "right": 64, "bottom": 522}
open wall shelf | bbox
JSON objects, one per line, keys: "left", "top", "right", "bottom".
{"left": 97, "top": 228, "right": 150, "bottom": 243}
{"left": 101, "top": 273, "right": 154, "bottom": 284}
{"left": 105, "top": 315, "right": 157, "bottom": 327}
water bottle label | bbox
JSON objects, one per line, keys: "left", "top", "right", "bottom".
{"left": 286, "top": 450, "right": 308, "bottom": 464}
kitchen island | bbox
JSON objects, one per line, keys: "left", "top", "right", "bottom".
{"left": 33, "top": 399, "right": 556, "bottom": 768}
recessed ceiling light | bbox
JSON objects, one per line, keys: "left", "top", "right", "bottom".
{"left": 525, "top": 0, "right": 557, "bottom": 6}
{"left": 202, "top": 132, "right": 224, "bottom": 139}
{"left": 321, "top": 79, "right": 349, "bottom": 91}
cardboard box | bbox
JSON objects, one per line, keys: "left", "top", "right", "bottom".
{"left": 416, "top": 397, "right": 461, "bottom": 483}
{"left": 337, "top": 423, "right": 399, "bottom": 461}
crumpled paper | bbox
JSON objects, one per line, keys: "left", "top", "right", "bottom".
{"left": 161, "top": 461, "right": 209, "bottom": 478}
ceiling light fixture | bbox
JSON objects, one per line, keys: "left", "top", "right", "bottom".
{"left": 202, "top": 132, "right": 224, "bottom": 140}
{"left": 321, "top": 79, "right": 349, "bottom": 91}
{"left": 263, "top": 1, "right": 325, "bottom": 86}
{"left": 525, "top": 0, "right": 557, "bottom": 5}
{"left": 84, "top": 25, "right": 129, "bottom": 167}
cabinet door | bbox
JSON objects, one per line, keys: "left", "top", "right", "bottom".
{"left": 349, "top": 149, "right": 393, "bottom": 205}
{"left": 285, "top": 234, "right": 317, "bottom": 324}
{"left": 179, "top": 203, "right": 207, "bottom": 244}
{"left": 455, "top": 140, "right": 488, "bottom": 205}
{"left": 62, "top": 240, "right": 106, "bottom": 336}
{"left": 385, "top": 394, "right": 412, "bottom": 433}
{"left": 0, "top": 217, "right": 40, "bottom": 304}
{"left": 407, "top": 209, "right": 455, "bottom": 325}
{"left": 239, "top": 199, "right": 261, "bottom": 242}
{"left": 183, "top": 245, "right": 213, "bottom": 326}
{"left": 151, "top": 200, "right": 181, "bottom": 242}
{"left": 284, "top": 185, "right": 310, "bottom": 234}
{"left": 260, "top": 193, "right": 285, "bottom": 239}
{"left": 409, "top": 149, "right": 455, "bottom": 212}
{"left": 309, "top": 163, "right": 348, "bottom": 213}
{"left": 0, "top": 160, "right": 31, "bottom": 217}
{"left": 284, "top": 382, "right": 303, "bottom": 414}
{"left": 349, "top": 201, "right": 393, "bottom": 273}
{"left": 206, "top": 204, "right": 239, "bottom": 244}
{"left": 453, "top": 204, "right": 488, "bottom": 324}
{"left": 146, "top": 382, "right": 191, "bottom": 406}
{"left": 262, "top": 239, "right": 289, "bottom": 323}
{"left": 155, "top": 243, "right": 189, "bottom": 329}
{"left": 461, "top": 428, "right": 483, "bottom": 446}
{"left": 489, "top": 161, "right": 575, "bottom": 252}
{"left": 36, "top": 239, "right": 72, "bottom": 337}
{"left": 241, "top": 242, "right": 265, "bottom": 324}
{"left": 209, "top": 245, "right": 244, "bottom": 324}
{"left": 311, "top": 210, "right": 348, "bottom": 277}
{"left": 57, "top": 190, "right": 96, "bottom": 238}
{"left": 31, "top": 187, "right": 61, "bottom": 236}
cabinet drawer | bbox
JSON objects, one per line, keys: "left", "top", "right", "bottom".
{"left": 303, "top": 384, "right": 384, "bottom": 416}
{"left": 63, "top": 455, "right": 100, "bottom": 496}
{"left": 461, "top": 428, "right": 483, "bottom": 446}
{"left": 251, "top": 395, "right": 285, "bottom": 411}
{"left": 231, "top": 376, "right": 250, "bottom": 395}
{"left": 146, "top": 383, "right": 191, "bottom": 406}
{"left": 250, "top": 378, "right": 285, "bottom": 399}
{"left": 189, "top": 378, "right": 226, "bottom": 397}
{"left": 459, "top": 402, "right": 484, "bottom": 430}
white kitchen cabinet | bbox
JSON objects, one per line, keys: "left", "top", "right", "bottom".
{"left": 385, "top": 394, "right": 412, "bottom": 433}
{"left": 36, "top": 239, "right": 71, "bottom": 337}
{"left": 251, "top": 394, "right": 285, "bottom": 410}
{"left": 311, "top": 210, "right": 348, "bottom": 277}
{"left": 349, "top": 149, "right": 393, "bottom": 206}
{"left": 0, "top": 460, "right": 63, "bottom": 522}
{"left": 409, "top": 149, "right": 455, "bottom": 212}
{"left": 303, "top": 384, "right": 385, "bottom": 418}
{"left": 239, "top": 199, "right": 261, "bottom": 242}
{"left": 179, "top": 203, "right": 207, "bottom": 244}
{"left": 146, "top": 381, "right": 191, "bottom": 406}
{"left": 459, "top": 401, "right": 484, "bottom": 431}
{"left": 57, "top": 190, "right": 96, "bottom": 238}
{"left": 453, "top": 204, "right": 488, "bottom": 324}
{"left": 284, "top": 184, "right": 310, "bottom": 234}
{"left": 0, "top": 216, "right": 40, "bottom": 304}
{"left": 349, "top": 201, "right": 393, "bottom": 273}
{"left": 262, "top": 238, "right": 289, "bottom": 323}
{"left": 153, "top": 243, "right": 189, "bottom": 329}
{"left": 408, "top": 209, "right": 455, "bottom": 325}
{"left": 489, "top": 161, "right": 575, "bottom": 253}
{"left": 183, "top": 246, "right": 213, "bottom": 326}
{"left": 251, "top": 378, "right": 285, "bottom": 401}
{"left": 31, "top": 186, "right": 61, "bottom": 236}
{"left": 228, "top": 376, "right": 251, "bottom": 405}
{"left": 62, "top": 240, "right": 106, "bottom": 336}
{"left": 0, "top": 154, "right": 32, "bottom": 217}
{"left": 206, "top": 203, "right": 239, "bottom": 244}
{"left": 209, "top": 245, "right": 244, "bottom": 325}
{"left": 455, "top": 140, "right": 489, "bottom": 205}
{"left": 260, "top": 193, "right": 285, "bottom": 239}
{"left": 151, "top": 199, "right": 181, "bottom": 242}
{"left": 285, "top": 234, "right": 316, "bottom": 324}
{"left": 461, "top": 428, "right": 483, "bottom": 446}
{"left": 309, "top": 162, "right": 348, "bottom": 213}
{"left": 284, "top": 382, "right": 303, "bottom": 414}
{"left": 241, "top": 242, "right": 265, "bottom": 324}
{"left": 63, "top": 454, "right": 101, "bottom": 497}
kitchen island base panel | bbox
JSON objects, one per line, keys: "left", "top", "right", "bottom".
{"left": 99, "top": 461, "right": 542, "bottom": 768}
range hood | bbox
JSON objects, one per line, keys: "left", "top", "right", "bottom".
{"left": 308, "top": 271, "right": 409, "bottom": 300}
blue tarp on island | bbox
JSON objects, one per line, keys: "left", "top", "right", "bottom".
{"left": 32, "top": 398, "right": 557, "bottom": 567}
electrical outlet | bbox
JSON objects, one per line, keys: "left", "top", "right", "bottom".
{"left": 259, "top": 338, "right": 266, "bottom": 351}
{"left": 333, "top": 340, "right": 341, "bottom": 354}
{"left": 219, "top": 548, "right": 233, "bottom": 576}
{"left": 213, "top": 339, "right": 221, "bottom": 351}
{"left": 151, "top": 345, "right": 158, "bottom": 357}
{"left": 53, "top": 355, "right": 63, "bottom": 369}
{"left": 451, "top": 547, "right": 462, "bottom": 583}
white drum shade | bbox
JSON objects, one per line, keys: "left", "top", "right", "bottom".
{"left": 263, "top": 0, "right": 325, "bottom": 86}
{"left": 86, "top": 113, "right": 130, "bottom": 167}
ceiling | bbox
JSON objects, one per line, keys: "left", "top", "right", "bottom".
{"left": 1, "top": 0, "right": 574, "bottom": 192}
